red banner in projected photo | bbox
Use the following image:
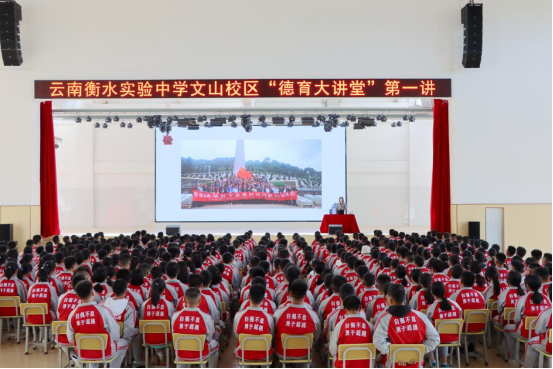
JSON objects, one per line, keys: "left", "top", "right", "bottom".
{"left": 34, "top": 79, "right": 452, "bottom": 99}
{"left": 192, "top": 191, "right": 297, "bottom": 203}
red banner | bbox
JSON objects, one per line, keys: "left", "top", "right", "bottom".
{"left": 192, "top": 190, "right": 297, "bottom": 202}
{"left": 34, "top": 79, "right": 452, "bottom": 99}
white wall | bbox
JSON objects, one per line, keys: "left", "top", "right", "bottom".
{"left": 0, "top": 0, "right": 550, "bottom": 220}
{"left": 53, "top": 117, "right": 432, "bottom": 231}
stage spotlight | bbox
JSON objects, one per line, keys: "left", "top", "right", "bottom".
{"left": 127, "top": 123, "right": 133, "bottom": 129}
{"left": 136, "top": 116, "right": 143, "bottom": 123}
{"left": 75, "top": 116, "right": 82, "bottom": 123}
{"left": 324, "top": 122, "right": 332, "bottom": 132}
{"left": 86, "top": 116, "right": 92, "bottom": 122}
{"left": 397, "top": 121, "right": 402, "bottom": 127}
{"left": 317, "top": 114, "right": 326, "bottom": 123}
{"left": 147, "top": 118, "right": 155, "bottom": 129}
{"left": 173, "top": 115, "right": 178, "bottom": 121}
{"left": 408, "top": 115, "right": 415, "bottom": 122}
{"left": 391, "top": 122, "right": 396, "bottom": 128}
{"left": 166, "top": 116, "right": 173, "bottom": 124}
{"left": 289, "top": 115, "right": 296, "bottom": 124}
{"left": 328, "top": 114, "right": 340, "bottom": 127}
{"left": 197, "top": 115, "right": 207, "bottom": 123}
{"left": 105, "top": 116, "right": 112, "bottom": 123}
{"left": 177, "top": 118, "right": 196, "bottom": 127}
{"left": 94, "top": 122, "right": 100, "bottom": 128}
{"left": 272, "top": 116, "right": 285, "bottom": 125}
{"left": 241, "top": 114, "right": 253, "bottom": 132}
{"left": 259, "top": 115, "right": 269, "bottom": 128}
{"left": 347, "top": 114, "right": 357, "bottom": 122}
{"left": 204, "top": 121, "right": 212, "bottom": 128}
{"left": 381, "top": 115, "right": 387, "bottom": 122}
{"left": 113, "top": 116, "right": 119, "bottom": 122}
{"left": 120, "top": 122, "right": 126, "bottom": 128}
{"left": 188, "top": 124, "right": 200, "bottom": 130}
{"left": 228, "top": 115, "right": 237, "bottom": 123}
{"left": 340, "top": 121, "right": 349, "bottom": 128}
{"left": 160, "top": 122, "right": 166, "bottom": 133}
{"left": 301, "top": 117, "right": 314, "bottom": 126}
{"left": 353, "top": 123, "right": 365, "bottom": 130}
{"left": 102, "top": 123, "right": 108, "bottom": 129}
{"left": 287, "top": 121, "right": 294, "bottom": 128}
{"left": 403, "top": 114, "right": 408, "bottom": 121}
{"left": 376, "top": 114, "right": 382, "bottom": 121}
{"left": 231, "top": 121, "right": 238, "bottom": 128}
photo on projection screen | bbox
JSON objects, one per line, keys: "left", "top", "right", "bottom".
{"left": 155, "top": 126, "right": 346, "bottom": 222}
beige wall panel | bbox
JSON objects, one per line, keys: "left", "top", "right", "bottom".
{"left": 0, "top": 206, "right": 31, "bottom": 246}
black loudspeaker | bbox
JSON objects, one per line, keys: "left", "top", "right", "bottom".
{"left": 329, "top": 224, "right": 342, "bottom": 235}
{"left": 461, "top": 3, "right": 483, "bottom": 68}
{"left": 166, "top": 225, "right": 180, "bottom": 236}
{"left": 0, "top": 224, "right": 13, "bottom": 242}
{"left": 468, "top": 221, "right": 480, "bottom": 240}
{"left": 0, "top": 1, "right": 23, "bottom": 66}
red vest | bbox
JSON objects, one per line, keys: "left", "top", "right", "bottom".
{"left": 453, "top": 288, "right": 485, "bottom": 332}
{"left": 57, "top": 292, "right": 80, "bottom": 344}
{"left": 173, "top": 310, "right": 211, "bottom": 360}
{"left": 334, "top": 316, "right": 373, "bottom": 368}
{"left": 384, "top": 311, "right": 426, "bottom": 368}
{"left": 27, "top": 283, "right": 54, "bottom": 324}
{"left": 430, "top": 300, "right": 461, "bottom": 343}
{"left": 70, "top": 305, "right": 114, "bottom": 360}
{"left": 519, "top": 293, "right": 551, "bottom": 338}
{"left": 235, "top": 308, "right": 273, "bottom": 360}
{"left": 142, "top": 298, "right": 172, "bottom": 344}
{"left": 275, "top": 306, "right": 317, "bottom": 358}
{"left": 445, "top": 280, "right": 460, "bottom": 298}
{"left": 0, "top": 279, "right": 20, "bottom": 316}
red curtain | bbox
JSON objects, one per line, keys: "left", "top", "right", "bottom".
{"left": 430, "top": 99, "right": 451, "bottom": 233}
{"left": 40, "top": 101, "right": 61, "bottom": 237}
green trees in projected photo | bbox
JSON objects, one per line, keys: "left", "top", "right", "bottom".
{"left": 181, "top": 156, "right": 321, "bottom": 182}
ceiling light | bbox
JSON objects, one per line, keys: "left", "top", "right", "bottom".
{"left": 397, "top": 121, "right": 402, "bottom": 127}
{"left": 231, "top": 121, "right": 238, "bottom": 128}
{"left": 340, "top": 121, "right": 349, "bottom": 128}
{"left": 102, "top": 123, "right": 108, "bottom": 129}
{"left": 209, "top": 118, "right": 226, "bottom": 126}
{"left": 391, "top": 122, "right": 396, "bottom": 128}
{"left": 324, "top": 122, "right": 332, "bottom": 132}
{"left": 166, "top": 116, "right": 173, "bottom": 124}
{"left": 259, "top": 115, "right": 267, "bottom": 128}
{"left": 328, "top": 114, "right": 340, "bottom": 127}
{"left": 403, "top": 115, "right": 408, "bottom": 121}
{"left": 301, "top": 117, "right": 315, "bottom": 126}
{"left": 272, "top": 117, "right": 285, "bottom": 125}
{"left": 376, "top": 114, "right": 382, "bottom": 121}
{"left": 188, "top": 125, "right": 200, "bottom": 130}
{"left": 147, "top": 118, "right": 155, "bottom": 129}
{"left": 347, "top": 114, "right": 357, "bottom": 122}
{"left": 177, "top": 118, "right": 196, "bottom": 127}
{"left": 120, "top": 122, "right": 126, "bottom": 128}
{"left": 127, "top": 123, "right": 133, "bottom": 129}
{"left": 287, "top": 121, "right": 294, "bottom": 128}
{"left": 353, "top": 123, "right": 365, "bottom": 130}
{"left": 105, "top": 116, "right": 112, "bottom": 123}
{"left": 86, "top": 116, "right": 92, "bottom": 122}
{"left": 173, "top": 115, "right": 178, "bottom": 121}
{"left": 408, "top": 115, "right": 415, "bottom": 122}
{"left": 289, "top": 115, "right": 296, "bottom": 124}
{"left": 113, "top": 116, "right": 119, "bottom": 122}
{"left": 241, "top": 114, "right": 253, "bottom": 132}
{"left": 94, "top": 122, "right": 100, "bottom": 128}
{"left": 380, "top": 115, "right": 387, "bottom": 122}
{"left": 358, "top": 117, "right": 377, "bottom": 127}
{"left": 75, "top": 116, "right": 82, "bottom": 123}
{"left": 197, "top": 115, "right": 207, "bottom": 123}
{"left": 136, "top": 116, "right": 143, "bottom": 123}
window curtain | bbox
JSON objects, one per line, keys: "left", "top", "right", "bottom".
{"left": 430, "top": 99, "right": 451, "bottom": 233}
{"left": 40, "top": 101, "right": 61, "bottom": 237}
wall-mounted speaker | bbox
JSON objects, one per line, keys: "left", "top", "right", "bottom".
{"left": 0, "top": 224, "right": 13, "bottom": 242}
{"left": 468, "top": 221, "right": 480, "bottom": 240}
{"left": 461, "top": 3, "right": 483, "bottom": 68}
{"left": 0, "top": 1, "right": 23, "bottom": 66}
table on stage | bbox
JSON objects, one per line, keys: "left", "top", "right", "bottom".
{"left": 319, "top": 214, "right": 360, "bottom": 234}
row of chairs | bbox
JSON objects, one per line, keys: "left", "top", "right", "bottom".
{"left": 2, "top": 297, "right": 552, "bottom": 368}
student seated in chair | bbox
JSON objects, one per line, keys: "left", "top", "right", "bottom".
{"left": 373, "top": 284, "right": 440, "bottom": 368}
{"left": 67, "top": 280, "right": 128, "bottom": 368}
{"left": 426, "top": 281, "right": 463, "bottom": 368}
{"left": 26, "top": 267, "right": 58, "bottom": 325}
{"left": 233, "top": 283, "right": 275, "bottom": 362}
{"left": 329, "top": 295, "right": 373, "bottom": 368}
{"left": 274, "top": 279, "right": 321, "bottom": 361}
{"left": 523, "top": 302, "right": 551, "bottom": 367}
{"left": 172, "top": 287, "right": 219, "bottom": 368}
{"left": 504, "top": 274, "right": 551, "bottom": 364}
{"left": 99, "top": 279, "right": 142, "bottom": 367}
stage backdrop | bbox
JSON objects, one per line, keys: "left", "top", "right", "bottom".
{"left": 155, "top": 126, "right": 346, "bottom": 222}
